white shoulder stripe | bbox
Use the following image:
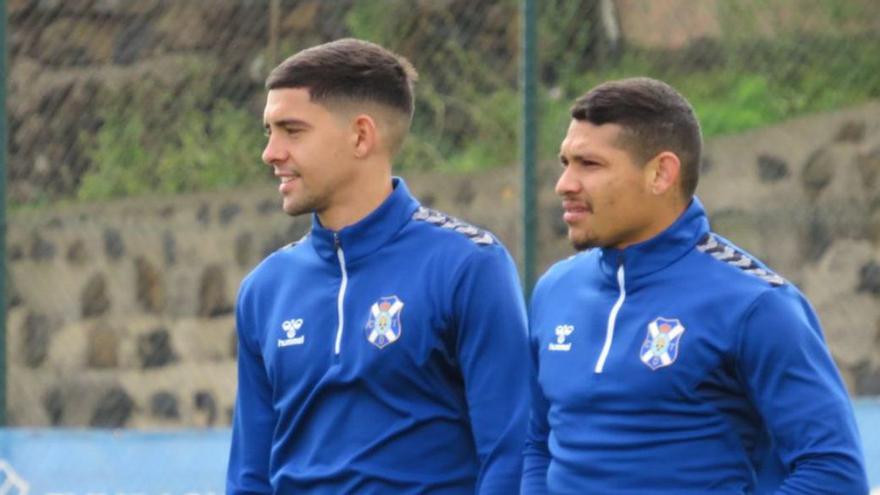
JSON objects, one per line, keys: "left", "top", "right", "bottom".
{"left": 412, "top": 206, "right": 496, "bottom": 245}
{"left": 697, "top": 233, "right": 785, "bottom": 287}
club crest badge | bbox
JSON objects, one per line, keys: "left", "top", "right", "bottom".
{"left": 365, "top": 296, "right": 404, "bottom": 349}
{"left": 640, "top": 317, "right": 685, "bottom": 370}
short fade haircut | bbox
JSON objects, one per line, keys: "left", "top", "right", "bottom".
{"left": 266, "top": 38, "right": 419, "bottom": 154}
{"left": 571, "top": 77, "right": 702, "bottom": 198}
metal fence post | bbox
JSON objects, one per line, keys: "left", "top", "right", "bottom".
{"left": 0, "top": 0, "right": 8, "bottom": 426}
{"left": 521, "top": 0, "right": 537, "bottom": 298}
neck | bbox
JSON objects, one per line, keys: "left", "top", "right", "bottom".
{"left": 317, "top": 166, "right": 393, "bottom": 231}
{"left": 614, "top": 196, "right": 689, "bottom": 250}
{"left": 642, "top": 197, "right": 690, "bottom": 244}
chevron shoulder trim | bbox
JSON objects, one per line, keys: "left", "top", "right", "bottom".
{"left": 697, "top": 233, "right": 785, "bottom": 287}
{"left": 412, "top": 206, "right": 495, "bottom": 245}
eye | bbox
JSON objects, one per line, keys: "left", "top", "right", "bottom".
{"left": 574, "top": 157, "right": 601, "bottom": 168}
{"left": 559, "top": 156, "right": 569, "bottom": 168}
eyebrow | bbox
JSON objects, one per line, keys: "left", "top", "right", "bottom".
{"left": 264, "top": 118, "right": 311, "bottom": 130}
{"left": 560, "top": 152, "right": 599, "bottom": 163}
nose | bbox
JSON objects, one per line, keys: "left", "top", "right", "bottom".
{"left": 555, "top": 165, "right": 581, "bottom": 197}
{"left": 262, "top": 133, "right": 287, "bottom": 167}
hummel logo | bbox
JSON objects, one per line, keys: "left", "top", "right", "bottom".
{"left": 278, "top": 318, "right": 305, "bottom": 347}
{"left": 0, "top": 460, "right": 29, "bottom": 495}
{"left": 548, "top": 324, "right": 574, "bottom": 351}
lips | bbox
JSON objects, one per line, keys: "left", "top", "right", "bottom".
{"left": 561, "top": 200, "right": 590, "bottom": 224}
{"left": 276, "top": 171, "right": 301, "bottom": 194}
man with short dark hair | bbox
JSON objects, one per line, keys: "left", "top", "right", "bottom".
{"left": 521, "top": 77, "right": 868, "bottom": 494}
{"left": 227, "top": 38, "right": 529, "bottom": 494}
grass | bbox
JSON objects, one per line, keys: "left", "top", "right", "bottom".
{"left": 64, "top": 31, "right": 880, "bottom": 205}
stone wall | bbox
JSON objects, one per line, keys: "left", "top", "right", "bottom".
{"left": 614, "top": 0, "right": 880, "bottom": 50}
{"left": 7, "top": 101, "right": 880, "bottom": 428}
{"left": 7, "top": 187, "right": 311, "bottom": 428}
{"left": 696, "top": 103, "right": 880, "bottom": 395}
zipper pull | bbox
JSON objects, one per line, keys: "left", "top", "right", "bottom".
{"left": 333, "top": 232, "right": 341, "bottom": 250}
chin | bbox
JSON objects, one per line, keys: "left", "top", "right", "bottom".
{"left": 281, "top": 201, "right": 309, "bottom": 217}
{"left": 568, "top": 230, "right": 599, "bottom": 252}
{"left": 570, "top": 240, "right": 595, "bottom": 252}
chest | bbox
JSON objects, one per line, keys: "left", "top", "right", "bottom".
{"left": 532, "top": 286, "right": 740, "bottom": 406}
{"left": 258, "top": 254, "right": 453, "bottom": 391}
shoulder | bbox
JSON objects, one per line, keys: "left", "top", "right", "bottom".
{"left": 408, "top": 205, "right": 502, "bottom": 251}
{"left": 240, "top": 234, "right": 311, "bottom": 292}
{"left": 535, "top": 250, "right": 598, "bottom": 290}
{"left": 694, "top": 232, "right": 787, "bottom": 290}
{"left": 690, "top": 232, "right": 816, "bottom": 329}
{"left": 406, "top": 206, "right": 521, "bottom": 288}
{"left": 529, "top": 250, "right": 600, "bottom": 309}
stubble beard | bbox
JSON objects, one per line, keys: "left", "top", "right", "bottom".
{"left": 570, "top": 236, "right": 597, "bottom": 252}
{"left": 282, "top": 190, "right": 326, "bottom": 218}
{"left": 568, "top": 226, "right": 600, "bottom": 252}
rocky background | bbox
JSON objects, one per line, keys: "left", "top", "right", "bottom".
{"left": 5, "top": 0, "right": 880, "bottom": 429}
{"left": 6, "top": 101, "right": 880, "bottom": 428}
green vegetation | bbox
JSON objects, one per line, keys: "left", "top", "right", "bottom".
{"left": 73, "top": 2, "right": 880, "bottom": 202}
{"left": 78, "top": 67, "right": 267, "bottom": 201}
{"left": 538, "top": 34, "right": 880, "bottom": 157}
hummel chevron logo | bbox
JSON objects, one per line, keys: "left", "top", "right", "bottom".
{"left": 278, "top": 318, "right": 305, "bottom": 347}
{"left": 548, "top": 324, "right": 574, "bottom": 351}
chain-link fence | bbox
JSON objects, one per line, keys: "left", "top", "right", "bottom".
{"left": 4, "top": 0, "right": 880, "bottom": 432}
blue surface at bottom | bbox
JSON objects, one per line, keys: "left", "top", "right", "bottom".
{"left": 0, "top": 399, "right": 878, "bottom": 494}
{"left": 0, "top": 429, "right": 229, "bottom": 494}
{"left": 857, "top": 398, "right": 880, "bottom": 491}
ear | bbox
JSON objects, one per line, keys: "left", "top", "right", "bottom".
{"left": 646, "top": 151, "right": 681, "bottom": 196}
{"left": 350, "top": 114, "right": 378, "bottom": 159}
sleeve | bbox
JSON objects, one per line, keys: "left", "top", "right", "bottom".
{"left": 452, "top": 245, "right": 531, "bottom": 495}
{"left": 736, "top": 287, "right": 869, "bottom": 495}
{"left": 520, "top": 291, "right": 552, "bottom": 495}
{"left": 226, "top": 281, "right": 275, "bottom": 495}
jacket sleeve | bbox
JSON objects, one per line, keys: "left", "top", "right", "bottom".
{"left": 520, "top": 297, "right": 552, "bottom": 494}
{"left": 227, "top": 283, "right": 275, "bottom": 495}
{"left": 452, "top": 245, "right": 530, "bottom": 495}
{"left": 737, "top": 287, "right": 869, "bottom": 495}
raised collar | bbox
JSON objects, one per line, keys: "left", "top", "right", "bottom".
{"left": 598, "top": 197, "right": 710, "bottom": 281}
{"left": 309, "top": 177, "right": 420, "bottom": 263}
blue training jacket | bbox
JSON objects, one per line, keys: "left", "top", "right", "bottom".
{"left": 227, "top": 178, "right": 529, "bottom": 494}
{"left": 522, "top": 197, "right": 868, "bottom": 495}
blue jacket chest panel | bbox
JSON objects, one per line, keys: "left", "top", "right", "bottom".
{"left": 261, "top": 253, "right": 454, "bottom": 398}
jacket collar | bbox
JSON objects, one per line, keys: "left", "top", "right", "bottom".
{"left": 309, "top": 177, "right": 420, "bottom": 263}
{"left": 598, "top": 196, "right": 710, "bottom": 280}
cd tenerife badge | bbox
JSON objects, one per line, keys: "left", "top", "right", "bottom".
{"left": 365, "top": 296, "right": 404, "bottom": 349}
{"left": 640, "top": 317, "right": 684, "bottom": 370}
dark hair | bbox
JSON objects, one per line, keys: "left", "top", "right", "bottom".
{"left": 266, "top": 38, "right": 418, "bottom": 119}
{"left": 571, "top": 77, "right": 702, "bottom": 198}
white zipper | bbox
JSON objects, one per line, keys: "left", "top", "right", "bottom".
{"left": 334, "top": 238, "right": 348, "bottom": 356}
{"left": 595, "top": 263, "right": 626, "bottom": 373}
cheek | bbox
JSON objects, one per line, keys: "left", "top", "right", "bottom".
{"left": 292, "top": 138, "right": 326, "bottom": 169}
{"left": 610, "top": 178, "right": 652, "bottom": 220}
{"left": 593, "top": 176, "right": 622, "bottom": 207}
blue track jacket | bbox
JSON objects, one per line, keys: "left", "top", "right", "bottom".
{"left": 522, "top": 197, "right": 868, "bottom": 495}
{"left": 227, "top": 178, "right": 529, "bottom": 494}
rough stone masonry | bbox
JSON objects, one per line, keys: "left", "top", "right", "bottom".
{"left": 6, "top": 101, "right": 880, "bottom": 428}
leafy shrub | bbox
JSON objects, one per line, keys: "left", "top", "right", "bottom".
{"left": 79, "top": 72, "right": 267, "bottom": 201}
